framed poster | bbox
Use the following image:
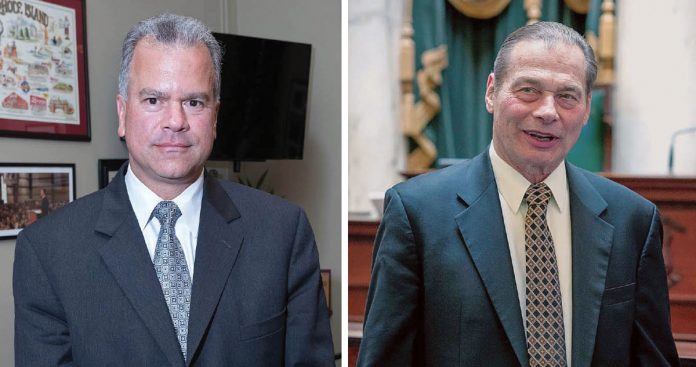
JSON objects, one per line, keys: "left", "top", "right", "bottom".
{"left": 98, "top": 158, "right": 126, "bottom": 189}
{"left": 0, "top": 163, "right": 75, "bottom": 239}
{"left": 321, "top": 269, "right": 331, "bottom": 314}
{"left": 0, "top": 0, "right": 89, "bottom": 140}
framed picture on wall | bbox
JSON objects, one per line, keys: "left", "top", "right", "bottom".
{"left": 0, "top": 0, "right": 90, "bottom": 141}
{"left": 98, "top": 159, "right": 127, "bottom": 189}
{"left": 0, "top": 163, "right": 76, "bottom": 239}
{"left": 321, "top": 269, "right": 331, "bottom": 315}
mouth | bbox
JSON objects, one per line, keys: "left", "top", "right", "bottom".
{"left": 524, "top": 130, "right": 558, "bottom": 142}
{"left": 155, "top": 143, "right": 192, "bottom": 151}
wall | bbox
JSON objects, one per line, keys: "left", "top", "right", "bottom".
{"left": 613, "top": 0, "right": 696, "bottom": 174}
{"left": 1, "top": 0, "right": 342, "bottom": 363}
{"left": 348, "top": 0, "right": 405, "bottom": 216}
{"left": 232, "top": 0, "right": 342, "bottom": 356}
{"left": 0, "top": 1, "right": 229, "bottom": 364}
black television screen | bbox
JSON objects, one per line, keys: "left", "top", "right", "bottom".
{"left": 209, "top": 32, "right": 311, "bottom": 161}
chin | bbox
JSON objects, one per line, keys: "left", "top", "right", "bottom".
{"left": 156, "top": 165, "right": 199, "bottom": 181}
{"left": 518, "top": 153, "right": 560, "bottom": 169}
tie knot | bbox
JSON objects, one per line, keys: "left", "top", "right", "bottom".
{"left": 153, "top": 201, "right": 182, "bottom": 226}
{"left": 524, "top": 182, "right": 552, "bottom": 208}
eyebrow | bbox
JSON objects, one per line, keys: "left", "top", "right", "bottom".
{"left": 510, "top": 78, "right": 543, "bottom": 90}
{"left": 511, "top": 78, "right": 583, "bottom": 95}
{"left": 557, "top": 85, "right": 583, "bottom": 96}
{"left": 137, "top": 89, "right": 211, "bottom": 101}
{"left": 138, "top": 88, "right": 168, "bottom": 99}
{"left": 183, "top": 92, "right": 211, "bottom": 102}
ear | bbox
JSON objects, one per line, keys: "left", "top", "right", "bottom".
{"left": 485, "top": 73, "right": 495, "bottom": 113}
{"left": 582, "top": 91, "right": 592, "bottom": 126}
{"left": 116, "top": 95, "right": 126, "bottom": 138}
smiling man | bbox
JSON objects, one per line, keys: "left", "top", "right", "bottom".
{"left": 358, "top": 22, "right": 678, "bottom": 367}
{"left": 14, "top": 13, "right": 333, "bottom": 366}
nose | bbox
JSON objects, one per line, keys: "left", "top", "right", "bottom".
{"left": 532, "top": 93, "right": 559, "bottom": 124}
{"left": 164, "top": 102, "right": 189, "bottom": 132}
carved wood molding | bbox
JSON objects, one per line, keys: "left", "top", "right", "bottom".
{"left": 448, "top": 0, "right": 511, "bottom": 19}
{"left": 400, "top": 0, "right": 448, "bottom": 170}
{"left": 524, "top": 0, "right": 542, "bottom": 24}
{"left": 404, "top": 45, "right": 448, "bottom": 170}
{"left": 596, "top": 0, "right": 615, "bottom": 85}
{"left": 564, "top": 0, "right": 590, "bottom": 14}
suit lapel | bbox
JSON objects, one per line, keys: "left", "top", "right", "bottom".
{"left": 186, "top": 175, "right": 243, "bottom": 364}
{"left": 454, "top": 152, "right": 529, "bottom": 367}
{"left": 95, "top": 165, "right": 185, "bottom": 367}
{"left": 566, "top": 165, "right": 613, "bottom": 367}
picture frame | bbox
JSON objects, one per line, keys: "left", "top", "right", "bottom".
{"left": 0, "top": 0, "right": 90, "bottom": 141}
{"left": 321, "top": 269, "right": 331, "bottom": 314}
{"left": 0, "top": 163, "right": 76, "bottom": 239}
{"left": 98, "top": 159, "right": 126, "bottom": 189}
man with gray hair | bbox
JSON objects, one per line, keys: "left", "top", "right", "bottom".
{"left": 14, "top": 13, "right": 334, "bottom": 366}
{"left": 358, "top": 21, "right": 678, "bottom": 366}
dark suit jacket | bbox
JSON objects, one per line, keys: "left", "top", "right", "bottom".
{"left": 357, "top": 150, "right": 679, "bottom": 367}
{"left": 14, "top": 165, "right": 334, "bottom": 366}
{"left": 39, "top": 197, "right": 49, "bottom": 218}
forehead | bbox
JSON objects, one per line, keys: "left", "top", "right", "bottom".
{"left": 128, "top": 39, "right": 214, "bottom": 92}
{"left": 502, "top": 40, "right": 586, "bottom": 90}
{"left": 132, "top": 38, "right": 212, "bottom": 66}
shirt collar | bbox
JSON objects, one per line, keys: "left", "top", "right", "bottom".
{"left": 124, "top": 164, "right": 204, "bottom": 231}
{"left": 489, "top": 143, "right": 569, "bottom": 214}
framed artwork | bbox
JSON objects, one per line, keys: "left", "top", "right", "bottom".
{"left": 0, "top": 0, "right": 90, "bottom": 140}
{"left": 98, "top": 159, "right": 126, "bottom": 189}
{"left": 0, "top": 163, "right": 75, "bottom": 239}
{"left": 321, "top": 269, "right": 331, "bottom": 314}
{"left": 204, "top": 162, "right": 232, "bottom": 181}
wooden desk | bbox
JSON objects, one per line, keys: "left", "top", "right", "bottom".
{"left": 347, "top": 322, "right": 696, "bottom": 366}
{"left": 348, "top": 175, "right": 696, "bottom": 362}
{"left": 348, "top": 220, "right": 379, "bottom": 322}
{"left": 348, "top": 322, "right": 363, "bottom": 367}
{"left": 604, "top": 175, "right": 696, "bottom": 335}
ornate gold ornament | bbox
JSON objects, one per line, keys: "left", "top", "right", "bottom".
{"left": 447, "top": 0, "right": 511, "bottom": 20}
{"left": 524, "top": 0, "right": 542, "bottom": 24}
{"left": 405, "top": 46, "right": 448, "bottom": 170}
{"left": 564, "top": 0, "right": 590, "bottom": 14}
{"left": 400, "top": 0, "right": 449, "bottom": 170}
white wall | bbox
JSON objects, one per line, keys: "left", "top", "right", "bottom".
{"left": 1, "top": 0, "right": 341, "bottom": 364}
{"left": 0, "top": 242, "right": 14, "bottom": 363}
{"left": 348, "top": 0, "right": 405, "bottom": 215}
{"left": 0, "top": 1, "right": 229, "bottom": 364}
{"left": 232, "top": 0, "right": 342, "bottom": 356}
{"left": 613, "top": 0, "right": 696, "bottom": 174}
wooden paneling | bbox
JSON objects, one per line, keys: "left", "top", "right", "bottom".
{"left": 348, "top": 220, "right": 378, "bottom": 322}
{"left": 348, "top": 322, "right": 362, "bottom": 367}
{"left": 349, "top": 175, "right": 696, "bottom": 361}
{"left": 603, "top": 175, "right": 696, "bottom": 336}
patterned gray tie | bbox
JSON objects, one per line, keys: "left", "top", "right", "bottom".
{"left": 152, "top": 201, "right": 191, "bottom": 360}
{"left": 524, "top": 183, "right": 567, "bottom": 367}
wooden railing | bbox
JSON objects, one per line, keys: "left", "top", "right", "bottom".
{"left": 348, "top": 175, "right": 696, "bottom": 363}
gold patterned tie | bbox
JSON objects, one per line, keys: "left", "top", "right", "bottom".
{"left": 524, "top": 183, "right": 567, "bottom": 367}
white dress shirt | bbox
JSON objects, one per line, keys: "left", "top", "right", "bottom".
{"left": 124, "top": 165, "right": 203, "bottom": 277}
{"left": 489, "top": 144, "right": 573, "bottom": 365}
